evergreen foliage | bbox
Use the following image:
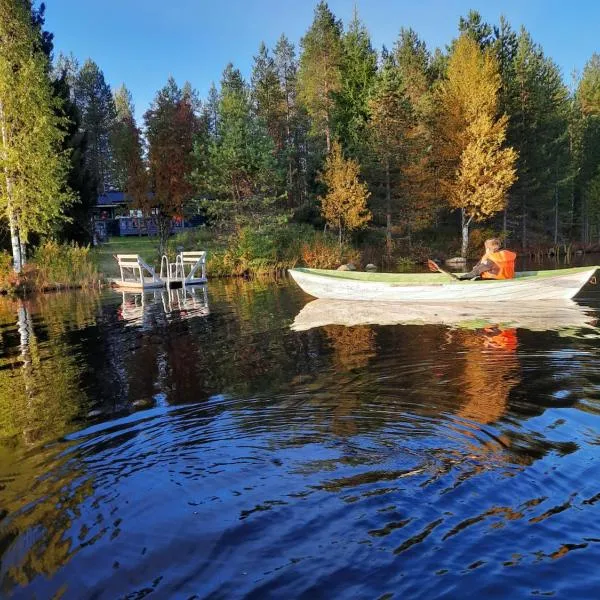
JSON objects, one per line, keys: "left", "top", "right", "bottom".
{"left": 111, "top": 84, "right": 147, "bottom": 211}
{"left": 298, "top": 1, "right": 343, "bottom": 153}
{"left": 193, "top": 64, "right": 281, "bottom": 224}
{"left": 334, "top": 8, "right": 377, "bottom": 158}
{"left": 73, "top": 59, "right": 117, "bottom": 194}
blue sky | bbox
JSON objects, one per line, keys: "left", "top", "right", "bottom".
{"left": 45, "top": 0, "right": 599, "bottom": 121}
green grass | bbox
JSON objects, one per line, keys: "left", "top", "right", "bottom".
{"left": 92, "top": 236, "right": 161, "bottom": 278}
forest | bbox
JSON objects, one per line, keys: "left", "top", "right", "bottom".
{"left": 2, "top": 1, "right": 600, "bottom": 279}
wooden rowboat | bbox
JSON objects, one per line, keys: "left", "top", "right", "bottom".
{"left": 288, "top": 266, "right": 600, "bottom": 302}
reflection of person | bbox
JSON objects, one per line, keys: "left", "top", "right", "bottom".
{"left": 483, "top": 327, "right": 518, "bottom": 351}
{"left": 459, "top": 238, "right": 517, "bottom": 281}
{"left": 458, "top": 326, "right": 519, "bottom": 425}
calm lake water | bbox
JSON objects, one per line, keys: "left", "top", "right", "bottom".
{"left": 2, "top": 273, "right": 600, "bottom": 598}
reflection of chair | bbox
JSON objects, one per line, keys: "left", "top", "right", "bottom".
{"left": 118, "top": 285, "right": 209, "bottom": 326}
{"left": 115, "top": 255, "right": 164, "bottom": 289}
{"left": 161, "top": 285, "right": 209, "bottom": 314}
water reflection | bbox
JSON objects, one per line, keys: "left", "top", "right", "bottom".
{"left": 1, "top": 282, "right": 600, "bottom": 597}
{"left": 292, "top": 298, "right": 599, "bottom": 333}
{"left": 0, "top": 292, "right": 101, "bottom": 446}
{"left": 451, "top": 327, "right": 520, "bottom": 425}
{"left": 117, "top": 285, "right": 210, "bottom": 327}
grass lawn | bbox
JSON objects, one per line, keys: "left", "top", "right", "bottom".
{"left": 93, "top": 229, "right": 226, "bottom": 278}
{"left": 92, "top": 236, "right": 161, "bottom": 277}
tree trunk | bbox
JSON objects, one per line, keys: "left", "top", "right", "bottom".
{"left": 503, "top": 208, "right": 508, "bottom": 240}
{"left": 461, "top": 209, "right": 471, "bottom": 258}
{"left": 521, "top": 208, "right": 527, "bottom": 249}
{"left": 9, "top": 212, "right": 22, "bottom": 273}
{"left": 553, "top": 187, "right": 559, "bottom": 246}
{"left": 0, "top": 100, "right": 22, "bottom": 273}
{"left": 338, "top": 218, "right": 342, "bottom": 249}
{"left": 385, "top": 157, "right": 392, "bottom": 257}
{"left": 157, "top": 214, "right": 170, "bottom": 257}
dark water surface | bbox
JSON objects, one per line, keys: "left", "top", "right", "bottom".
{"left": 2, "top": 277, "right": 600, "bottom": 598}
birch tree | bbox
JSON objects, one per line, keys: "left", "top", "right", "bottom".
{"left": 319, "top": 140, "right": 371, "bottom": 245}
{"left": 436, "top": 34, "right": 517, "bottom": 257}
{"left": 0, "top": 0, "right": 74, "bottom": 272}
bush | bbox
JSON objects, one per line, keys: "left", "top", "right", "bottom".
{"left": 396, "top": 256, "right": 417, "bottom": 272}
{"left": 30, "top": 241, "right": 98, "bottom": 290}
{"left": 0, "top": 251, "right": 18, "bottom": 291}
{"left": 301, "top": 232, "right": 360, "bottom": 269}
{"left": 197, "top": 222, "right": 363, "bottom": 277}
{"left": 207, "top": 223, "right": 315, "bottom": 277}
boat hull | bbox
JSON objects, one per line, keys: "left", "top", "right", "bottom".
{"left": 288, "top": 267, "right": 599, "bottom": 302}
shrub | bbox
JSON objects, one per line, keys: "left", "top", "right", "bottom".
{"left": 301, "top": 232, "right": 360, "bottom": 269}
{"left": 30, "top": 241, "right": 98, "bottom": 289}
{"left": 396, "top": 256, "right": 416, "bottom": 272}
{"left": 0, "top": 251, "right": 17, "bottom": 291}
{"left": 195, "top": 222, "right": 363, "bottom": 277}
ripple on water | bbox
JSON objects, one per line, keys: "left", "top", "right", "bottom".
{"left": 1, "top": 284, "right": 600, "bottom": 598}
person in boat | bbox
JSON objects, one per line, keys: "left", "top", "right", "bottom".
{"left": 458, "top": 238, "right": 516, "bottom": 280}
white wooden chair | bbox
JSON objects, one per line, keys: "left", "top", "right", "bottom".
{"left": 175, "top": 251, "right": 207, "bottom": 285}
{"left": 115, "top": 254, "right": 163, "bottom": 288}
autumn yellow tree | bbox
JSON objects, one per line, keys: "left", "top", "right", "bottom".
{"left": 319, "top": 140, "right": 371, "bottom": 246}
{"left": 436, "top": 34, "right": 517, "bottom": 257}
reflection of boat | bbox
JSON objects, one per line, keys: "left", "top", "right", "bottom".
{"left": 117, "top": 285, "right": 210, "bottom": 326}
{"left": 288, "top": 266, "right": 599, "bottom": 302}
{"left": 291, "top": 298, "right": 598, "bottom": 333}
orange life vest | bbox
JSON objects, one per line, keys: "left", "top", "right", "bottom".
{"left": 484, "top": 328, "right": 518, "bottom": 351}
{"left": 481, "top": 250, "right": 516, "bottom": 280}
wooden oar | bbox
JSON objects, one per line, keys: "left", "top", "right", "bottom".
{"left": 427, "top": 259, "right": 461, "bottom": 281}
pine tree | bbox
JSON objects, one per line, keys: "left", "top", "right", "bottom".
{"left": 436, "top": 34, "right": 517, "bottom": 257}
{"left": 274, "top": 34, "right": 307, "bottom": 207}
{"left": 145, "top": 77, "right": 198, "bottom": 254}
{"left": 251, "top": 42, "right": 286, "bottom": 149}
{"left": 0, "top": 0, "right": 75, "bottom": 272}
{"left": 578, "top": 54, "right": 600, "bottom": 116}
{"left": 393, "top": 28, "right": 433, "bottom": 118}
{"left": 367, "top": 58, "right": 412, "bottom": 252}
{"left": 318, "top": 140, "right": 371, "bottom": 245}
{"left": 193, "top": 65, "right": 279, "bottom": 223}
{"left": 298, "top": 1, "right": 343, "bottom": 153}
{"left": 111, "top": 84, "right": 147, "bottom": 212}
{"left": 205, "top": 82, "right": 219, "bottom": 136}
{"left": 52, "top": 73, "right": 96, "bottom": 244}
{"left": 505, "top": 28, "right": 571, "bottom": 246}
{"left": 334, "top": 8, "right": 377, "bottom": 157}
{"left": 458, "top": 10, "right": 494, "bottom": 49}
{"left": 73, "top": 59, "right": 117, "bottom": 194}
{"left": 368, "top": 57, "right": 435, "bottom": 255}
{"left": 573, "top": 55, "right": 600, "bottom": 242}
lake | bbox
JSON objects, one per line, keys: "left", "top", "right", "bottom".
{"left": 1, "top": 276, "right": 600, "bottom": 598}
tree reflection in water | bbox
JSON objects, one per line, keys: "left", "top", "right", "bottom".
{"left": 0, "top": 282, "right": 598, "bottom": 597}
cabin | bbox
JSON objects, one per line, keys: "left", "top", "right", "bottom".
{"left": 92, "top": 190, "right": 203, "bottom": 241}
